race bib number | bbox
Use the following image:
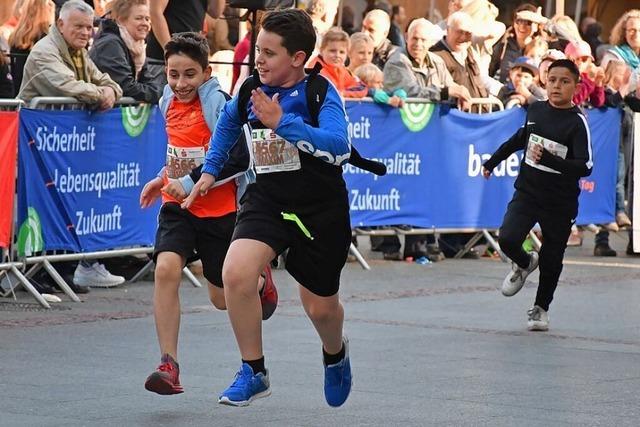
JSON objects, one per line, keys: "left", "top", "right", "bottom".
{"left": 525, "top": 133, "right": 568, "bottom": 174}
{"left": 166, "top": 144, "right": 205, "bottom": 179}
{"left": 251, "top": 128, "right": 301, "bottom": 174}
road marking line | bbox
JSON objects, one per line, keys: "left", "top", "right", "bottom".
{"left": 564, "top": 260, "right": 640, "bottom": 269}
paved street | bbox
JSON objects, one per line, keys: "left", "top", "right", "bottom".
{"left": 1, "top": 231, "right": 640, "bottom": 426}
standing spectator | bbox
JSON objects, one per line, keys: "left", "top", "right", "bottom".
{"left": 230, "top": 10, "right": 263, "bottom": 94}
{"left": 18, "top": 0, "right": 124, "bottom": 292}
{"left": 580, "top": 16, "right": 603, "bottom": 59}
{"left": 341, "top": 5, "right": 355, "bottom": 35}
{"left": 0, "top": 37, "right": 13, "bottom": 97}
{"left": 347, "top": 31, "right": 374, "bottom": 73}
{"left": 489, "top": 3, "right": 539, "bottom": 83}
{"left": 545, "top": 15, "right": 582, "bottom": 52}
{"left": 437, "top": 0, "right": 472, "bottom": 30}
{"left": 362, "top": 8, "right": 397, "bottom": 70}
{"left": 307, "top": 0, "right": 340, "bottom": 52}
{"left": 90, "top": 0, "right": 162, "bottom": 103}
{"left": 388, "top": 5, "right": 406, "bottom": 49}
{"left": 601, "top": 10, "right": 640, "bottom": 72}
{"left": 564, "top": 40, "right": 604, "bottom": 107}
{"left": 8, "top": 0, "right": 55, "bottom": 96}
{"left": 146, "top": 0, "right": 225, "bottom": 85}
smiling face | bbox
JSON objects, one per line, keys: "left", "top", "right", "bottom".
{"left": 118, "top": 4, "right": 151, "bottom": 42}
{"left": 546, "top": 66, "right": 577, "bottom": 108}
{"left": 255, "top": 29, "right": 306, "bottom": 87}
{"left": 625, "top": 17, "right": 640, "bottom": 51}
{"left": 321, "top": 40, "right": 348, "bottom": 66}
{"left": 166, "top": 53, "right": 210, "bottom": 103}
{"left": 58, "top": 10, "right": 93, "bottom": 50}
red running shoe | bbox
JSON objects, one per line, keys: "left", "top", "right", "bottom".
{"left": 260, "top": 265, "right": 278, "bottom": 320}
{"left": 144, "top": 354, "right": 184, "bottom": 395}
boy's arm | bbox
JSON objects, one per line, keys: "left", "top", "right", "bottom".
{"left": 573, "top": 75, "right": 594, "bottom": 106}
{"left": 538, "top": 117, "right": 593, "bottom": 177}
{"left": 589, "top": 84, "right": 605, "bottom": 107}
{"left": 202, "top": 96, "right": 244, "bottom": 177}
{"left": 275, "top": 84, "right": 351, "bottom": 166}
{"left": 483, "top": 125, "right": 527, "bottom": 171}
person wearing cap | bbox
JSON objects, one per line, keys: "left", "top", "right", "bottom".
{"left": 564, "top": 39, "right": 604, "bottom": 107}
{"left": 430, "top": 11, "right": 489, "bottom": 112}
{"left": 497, "top": 56, "right": 545, "bottom": 108}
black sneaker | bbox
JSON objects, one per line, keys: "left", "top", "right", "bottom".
{"left": 594, "top": 244, "right": 617, "bottom": 257}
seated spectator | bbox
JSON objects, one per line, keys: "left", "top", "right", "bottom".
{"left": 8, "top": 0, "right": 54, "bottom": 96}
{"left": 354, "top": 63, "right": 405, "bottom": 107}
{"left": 564, "top": 40, "right": 604, "bottom": 107}
{"left": 90, "top": 0, "right": 162, "bottom": 103}
{"left": 383, "top": 18, "right": 470, "bottom": 104}
{"left": 430, "top": 11, "right": 489, "bottom": 111}
{"left": 347, "top": 31, "right": 374, "bottom": 73}
{"left": 362, "top": 8, "right": 397, "bottom": 70}
{"left": 18, "top": 0, "right": 124, "bottom": 292}
{"left": 388, "top": 5, "right": 406, "bottom": 49}
{"left": 497, "top": 56, "right": 545, "bottom": 108}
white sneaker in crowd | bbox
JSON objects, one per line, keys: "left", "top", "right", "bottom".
{"left": 501, "top": 252, "right": 539, "bottom": 297}
{"left": 527, "top": 305, "right": 549, "bottom": 331}
{"left": 73, "top": 262, "right": 125, "bottom": 288}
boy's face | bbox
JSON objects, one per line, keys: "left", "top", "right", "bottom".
{"left": 166, "top": 53, "right": 210, "bottom": 103}
{"left": 546, "top": 66, "right": 577, "bottom": 108}
{"left": 510, "top": 67, "right": 534, "bottom": 87}
{"left": 321, "top": 40, "right": 349, "bottom": 66}
{"left": 255, "top": 29, "right": 306, "bottom": 87}
{"left": 571, "top": 55, "right": 592, "bottom": 73}
{"left": 369, "top": 73, "right": 383, "bottom": 89}
{"left": 349, "top": 41, "right": 373, "bottom": 69}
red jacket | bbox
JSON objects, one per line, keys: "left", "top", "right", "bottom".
{"left": 573, "top": 72, "right": 604, "bottom": 107}
{"left": 308, "top": 55, "right": 369, "bottom": 99}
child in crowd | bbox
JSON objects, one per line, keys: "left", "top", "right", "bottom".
{"left": 354, "top": 63, "right": 406, "bottom": 107}
{"left": 347, "top": 31, "right": 374, "bottom": 73}
{"left": 482, "top": 60, "right": 593, "bottom": 331}
{"left": 498, "top": 56, "right": 546, "bottom": 108}
{"left": 184, "top": 9, "right": 353, "bottom": 407}
{"left": 139, "top": 33, "right": 277, "bottom": 395}
{"left": 523, "top": 37, "right": 548, "bottom": 66}
{"left": 564, "top": 40, "right": 605, "bottom": 107}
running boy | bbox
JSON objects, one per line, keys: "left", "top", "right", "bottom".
{"left": 139, "top": 33, "right": 277, "bottom": 395}
{"left": 183, "top": 9, "right": 353, "bottom": 407}
{"left": 482, "top": 59, "right": 593, "bottom": 331}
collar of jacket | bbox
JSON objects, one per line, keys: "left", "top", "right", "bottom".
{"left": 48, "top": 23, "right": 85, "bottom": 65}
{"left": 404, "top": 47, "right": 434, "bottom": 70}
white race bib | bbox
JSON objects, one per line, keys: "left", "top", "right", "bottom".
{"left": 525, "top": 133, "right": 568, "bottom": 174}
{"left": 166, "top": 144, "right": 205, "bottom": 179}
{"left": 251, "top": 128, "right": 301, "bottom": 174}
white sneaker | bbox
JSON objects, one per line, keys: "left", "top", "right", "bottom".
{"left": 527, "top": 305, "right": 549, "bottom": 331}
{"left": 501, "top": 252, "right": 539, "bottom": 297}
{"left": 73, "top": 262, "right": 125, "bottom": 288}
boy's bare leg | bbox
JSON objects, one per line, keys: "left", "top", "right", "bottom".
{"left": 222, "top": 239, "right": 276, "bottom": 360}
{"left": 299, "top": 285, "right": 344, "bottom": 354}
{"left": 208, "top": 276, "right": 266, "bottom": 311}
{"left": 153, "top": 251, "right": 184, "bottom": 359}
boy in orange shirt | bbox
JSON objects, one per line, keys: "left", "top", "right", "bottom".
{"left": 139, "top": 33, "right": 277, "bottom": 395}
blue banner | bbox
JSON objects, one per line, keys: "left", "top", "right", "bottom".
{"left": 344, "top": 102, "right": 620, "bottom": 229}
{"left": 17, "top": 106, "right": 166, "bottom": 254}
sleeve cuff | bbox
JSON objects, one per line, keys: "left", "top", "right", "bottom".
{"left": 178, "top": 175, "right": 195, "bottom": 195}
{"left": 202, "top": 164, "right": 218, "bottom": 177}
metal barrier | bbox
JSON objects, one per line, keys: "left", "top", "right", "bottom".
{"left": 463, "top": 97, "right": 504, "bottom": 114}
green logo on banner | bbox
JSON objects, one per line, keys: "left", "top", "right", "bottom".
{"left": 17, "top": 207, "right": 44, "bottom": 257}
{"left": 121, "top": 104, "right": 151, "bottom": 137}
{"left": 399, "top": 102, "right": 435, "bottom": 132}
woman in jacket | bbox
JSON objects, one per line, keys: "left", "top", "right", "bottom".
{"left": 90, "top": 0, "right": 162, "bottom": 103}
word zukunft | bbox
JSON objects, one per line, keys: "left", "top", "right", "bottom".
{"left": 53, "top": 163, "right": 141, "bottom": 198}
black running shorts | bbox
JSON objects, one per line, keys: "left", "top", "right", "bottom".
{"left": 232, "top": 189, "right": 351, "bottom": 297}
{"left": 153, "top": 203, "right": 236, "bottom": 287}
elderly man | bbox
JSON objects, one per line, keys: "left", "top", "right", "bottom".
{"left": 19, "top": 0, "right": 122, "bottom": 109}
{"left": 383, "top": 18, "right": 470, "bottom": 103}
{"left": 430, "top": 11, "right": 489, "bottom": 110}
{"left": 18, "top": 0, "right": 125, "bottom": 292}
{"left": 362, "top": 9, "right": 397, "bottom": 70}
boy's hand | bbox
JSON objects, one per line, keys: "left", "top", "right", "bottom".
{"left": 140, "top": 177, "right": 163, "bottom": 208}
{"left": 482, "top": 167, "right": 492, "bottom": 179}
{"left": 594, "top": 67, "right": 605, "bottom": 87}
{"left": 162, "top": 179, "right": 187, "bottom": 201}
{"left": 387, "top": 95, "right": 404, "bottom": 108}
{"left": 181, "top": 173, "right": 216, "bottom": 209}
{"left": 251, "top": 88, "right": 282, "bottom": 129}
{"left": 530, "top": 142, "right": 543, "bottom": 163}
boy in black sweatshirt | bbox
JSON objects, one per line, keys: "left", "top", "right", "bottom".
{"left": 482, "top": 59, "right": 593, "bottom": 331}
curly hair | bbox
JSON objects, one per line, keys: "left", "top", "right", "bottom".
{"left": 609, "top": 9, "right": 640, "bottom": 46}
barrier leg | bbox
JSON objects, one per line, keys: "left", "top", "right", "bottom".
{"left": 42, "top": 259, "right": 80, "bottom": 302}
{"left": 130, "top": 260, "right": 154, "bottom": 283}
{"left": 182, "top": 266, "right": 203, "bottom": 288}
{"left": 453, "top": 232, "right": 483, "bottom": 259}
{"left": 10, "top": 265, "right": 50, "bottom": 309}
{"left": 349, "top": 243, "right": 370, "bottom": 271}
{"left": 482, "top": 229, "right": 508, "bottom": 263}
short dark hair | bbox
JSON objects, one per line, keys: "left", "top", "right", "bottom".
{"left": 548, "top": 59, "right": 580, "bottom": 82}
{"left": 261, "top": 9, "right": 316, "bottom": 63}
{"left": 164, "top": 32, "right": 209, "bottom": 70}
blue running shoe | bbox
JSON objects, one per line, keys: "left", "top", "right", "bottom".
{"left": 218, "top": 363, "right": 271, "bottom": 406}
{"left": 324, "top": 336, "right": 352, "bottom": 407}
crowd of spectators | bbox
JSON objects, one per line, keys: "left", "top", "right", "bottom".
{"left": 1, "top": 0, "right": 639, "bottom": 286}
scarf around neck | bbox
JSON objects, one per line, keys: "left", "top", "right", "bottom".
{"left": 613, "top": 43, "right": 640, "bottom": 70}
{"left": 118, "top": 23, "right": 146, "bottom": 78}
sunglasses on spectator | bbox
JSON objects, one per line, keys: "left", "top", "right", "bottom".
{"left": 515, "top": 19, "right": 533, "bottom": 27}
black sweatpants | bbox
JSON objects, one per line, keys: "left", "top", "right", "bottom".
{"left": 499, "top": 192, "right": 574, "bottom": 311}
